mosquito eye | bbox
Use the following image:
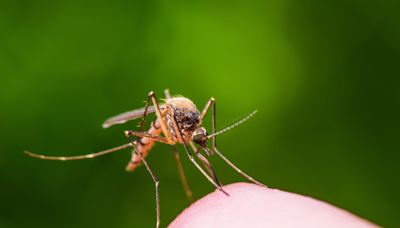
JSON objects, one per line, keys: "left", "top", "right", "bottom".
{"left": 193, "top": 133, "right": 206, "bottom": 144}
{"left": 192, "top": 127, "right": 208, "bottom": 144}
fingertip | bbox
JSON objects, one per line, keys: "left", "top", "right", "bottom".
{"left": 170, "top": 182, "right": 378, "bottom": 228}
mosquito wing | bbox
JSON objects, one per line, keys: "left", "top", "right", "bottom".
{"left": 103, "top": 105, "right": 160, "bottom": 128}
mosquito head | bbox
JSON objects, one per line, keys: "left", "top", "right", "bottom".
{"left": 173, "top": 107, "right": 200, "bottom": 132}
{"left": 192, "top": 127, "right": 208, "bottom": 146}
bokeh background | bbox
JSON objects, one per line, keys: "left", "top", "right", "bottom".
{"left": 1, "top": 0, "right": 399, "bottom": 227}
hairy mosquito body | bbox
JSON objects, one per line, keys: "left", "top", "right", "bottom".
{"left": 25, "top": 89, "right": 264, "bottom": 228}
{"left": 126, "top": 97, "right": 200, "bottom": 171}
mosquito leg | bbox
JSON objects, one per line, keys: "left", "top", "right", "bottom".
{"left": 199, "top": 98, "right": 216, "bottom": 152}
{"left": 125, "top": 130, "right": 174, "bottom": 145}
{"left": 172, "top": 145, "right": 194, "bottom": 203}
{"left": 196, "top": 149, "right": 222, "bottom": 186}
{"left": 125, "top": 93, "right": 175, "bottom": 171}
{"left": 197, "top": 152, "right": 222, "bottom": 186}
{"left": 148, "top": 91, "right": 174, "bottom": 143}
{"left": 199, "top": 97, "right": 214, "bottom": 123}
{"left": 189, "top": 143, "right": 222, "bottom": 186}
{"left": 213, "top": 147, "right": 265, "bottom": 187}
{"left": 167, "top": 88, "right": 194, "bottom": 203}
{"left": 171, "top": 115, "right": 229, "bottom": 196}
{"left": 136, "top": 92, "right": 151, "bottom": 134}
{"left": 184, "top": 143, "right": 228, "bottom": 196}
{"left": 125, "top": 94, "right": 155, "bottom": 169}
{"left": 24, "top": 143, "right": 133, "bottom": 161}
{"left": 209, "top": 99, "right": 266, "bottom": 187}
{"left": 126, "top": 93, "right": 161, "bottom": 228}
{"left": 125, "top": 133, "right": 160, "bottom": 228}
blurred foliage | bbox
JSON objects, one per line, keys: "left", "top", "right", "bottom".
{"left": 0, "top": 0, "right": 399, "bottom": 227}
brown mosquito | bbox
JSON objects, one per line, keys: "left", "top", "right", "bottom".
{"left": 25, "top": 89, "right": 265, "bottom": 228}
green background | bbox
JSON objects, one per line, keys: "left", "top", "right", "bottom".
{"left": 1, "top": 0, "right": 399, "bottom": 227}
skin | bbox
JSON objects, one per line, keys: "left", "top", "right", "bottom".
{"left": 169, "top": 182, "right": 378, "bottom": 228}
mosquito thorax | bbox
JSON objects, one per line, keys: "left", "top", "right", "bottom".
{"left": 167, "top": 97, "right": 201, "bottom": 133}
{"left": 192, "top": 127, "right": 208, "bottom": 146}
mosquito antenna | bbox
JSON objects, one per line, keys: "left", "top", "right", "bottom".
{"left": 207, "top": 110, "right": 257, "bottom": 139}
{"left": 24, "top": 143, "right": 133, "bottom": 161}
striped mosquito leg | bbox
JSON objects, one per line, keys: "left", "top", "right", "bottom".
{"left": 125, "top": 92, "right": 162, "bottom": 171}
{"left": 200, "top": 97, "right": 216, "bottom": 151}
{"left": 136, "top": 92, "right": 151, "bottom": 134}
{"left": 125, "top": 130, "right": 170, "bottom": 144}
{"left": 125, "top": 133, "right": 160, "bottom": 228}
{"left": 165, "top": 90, "right": 195, "bottom": 203}
{"left": 171, "top": 115, "right": 229, "bottom": 196}
{"left": 24, "top": 143, "right": 133, "bottom": 161}
{"left": 172, "top": 145, "right": 194, "bottom": 203}
{"left": 209, "top": 99, "right": 266, "bottom": 187}
{"left": 148, "top": 91, "right": 174, "bottom": 143}
{"left": 126, "top": 94, "right": 160, "bottom": 228}
{"left": 124, "top": 93, "right": 151, "bottom": 171}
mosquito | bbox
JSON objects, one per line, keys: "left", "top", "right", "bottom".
{"left": 25, "top": 89, "right": 265, "bottom": 228}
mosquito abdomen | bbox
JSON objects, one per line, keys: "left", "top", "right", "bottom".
{"left": 126, "top": 120, "right": 162, "bottom": 171}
